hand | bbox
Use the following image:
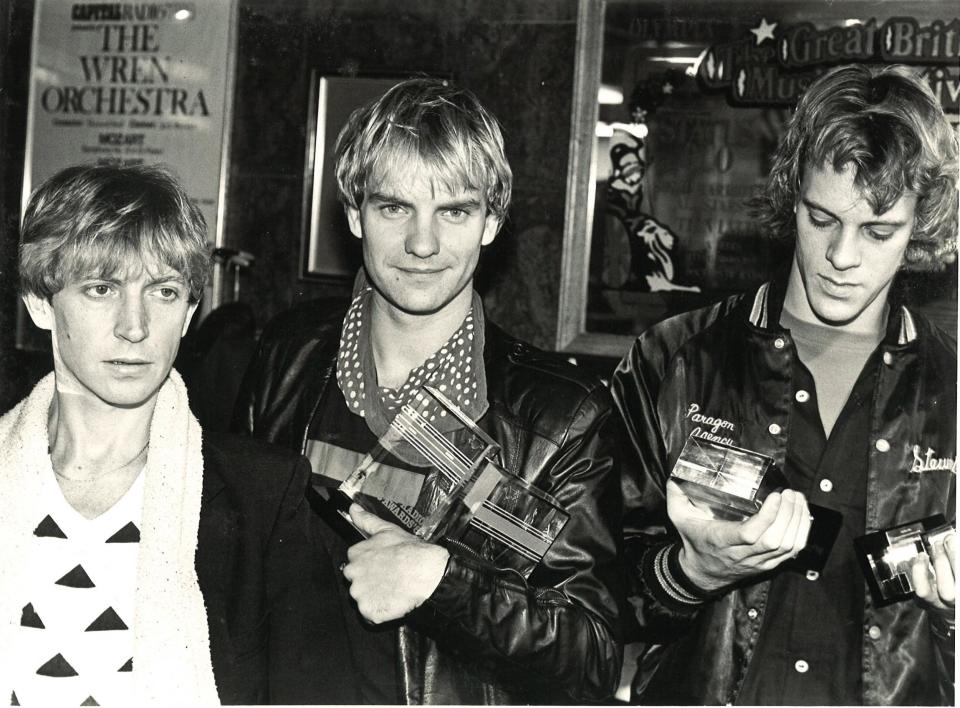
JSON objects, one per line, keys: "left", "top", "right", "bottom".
{"left": 342, "top": 504, "right": 449, "bottom": 624}
{"left": 667, "top": 480, "right": 812, "bottom": 593}
{"left": 912, "top": 532, "right": 956, "bottom": 618}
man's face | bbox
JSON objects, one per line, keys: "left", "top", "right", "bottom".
{"left": 347, "top": 165, "right": 500, "bottom": 318}
{"left": 24, "top": 258, "right": 198, "bottom": 409}
{"left": 790, "top": 162, "right": 916, "bottom": 328}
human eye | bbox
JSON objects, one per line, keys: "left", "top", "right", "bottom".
{"left": 443, "top": 207, "right": 471, "bottom": 223}
{"left": 84, "top": 282, "right": 115, "bottom": 298}
{"left": 153, "top": 284, "right": 183, "bottom": 301}
{"left": 865, "top": 227, "right": 895, "bottom": 242}
{"left": 807, "top": 211, "right": 834, "bottom": 230}
{"left": 379, "top": 203, "right": 406, "bottom": 218}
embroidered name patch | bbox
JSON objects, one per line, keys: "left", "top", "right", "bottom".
{"left": 685, "top": 403, "right": 736, "bottom": 446}
{"left": 909, "top": 445, "right": 956, "bottom": 474}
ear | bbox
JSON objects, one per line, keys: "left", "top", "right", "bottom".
{"left": 346, "top": 205, "right": 363, "bottom": 240}
{"left": 181, "top": 302, "right": 200, "bottom": 338}
{"left": 481, "top": 212, "right": 501, "bottom": 247}
{"left": 22, "top": 293, "right": 54, "bottom": 332}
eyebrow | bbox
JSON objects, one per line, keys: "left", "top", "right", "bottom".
{"left": 801, "top": 198, "right": 909, "bottom": 228}
{"left": 77, "top": 272, "right": 186, "bottom": 286}
{"left": 367, "top": 191, "right": 483, "bottom": 212}
{"left": 146, "top": 274, "right": 187, "bottom": 287}
{"left": 367, "top": 191, "right": 414, "bottom": 209}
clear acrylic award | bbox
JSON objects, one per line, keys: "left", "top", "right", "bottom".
{"left": 670, "top": 435, "right": 782, "bottom": 520}
{"left": 338, "top": 386, "right": 569, "bottom": 576}
{"left": 445, "top": 459, "right": 569, "bottom": 578}
{"left": 855, "top": 514, "right": 954, "bottom": 606}
{"left": 339, "top": 386, "right": 498, "bottom": 541}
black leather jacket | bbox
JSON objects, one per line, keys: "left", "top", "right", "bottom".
{"left": 612, "top": 281, "right": 956, "bottom": 705}
{"left": 234, "top": 302, "right": 625, "bottom": 704}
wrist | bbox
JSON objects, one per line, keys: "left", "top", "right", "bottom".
{"left": 677, "top": 544, "right": 726, "bottom": 594}
{"left": 420, "top": 544, "right": 450, "bottom": 602}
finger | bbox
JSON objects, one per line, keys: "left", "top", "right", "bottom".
{"left": 349, "top": 503, "right": 403, "bottom": 536}
{"left": 666, "top": 480, "right": 715, "bottom": 524}
{"left": 341, "top": 560, "right": 357, "bottom": 583}
{"left": 930, "top": 541, "right": 956, "bottom": 607}
{"left": 781, "top": 492, "right": 811, "bottom": 555}
{"left": 791, "top": 502, "right": 813, "bottom": 555}
{"left": 737, "top": 491, "right": 782, "bottom": 546}
{"left": 760, "top": 490, "right": 804, "bottom": 554}
{"left": 943, "top": 533, "right": 956, "bottom": 576}
{"left": 911, "top": 552, "right": 939, "bottom": 605}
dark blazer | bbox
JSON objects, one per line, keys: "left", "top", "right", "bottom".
{"left": 196, "top": 431, "right": 361, "bottom": 704}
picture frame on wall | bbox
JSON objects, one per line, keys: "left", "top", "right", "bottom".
{"left": 556, "top": 0, "right": 958, "bottom": 357}
{"left": 300, "top": 74, "right": 400, "bottom": 281}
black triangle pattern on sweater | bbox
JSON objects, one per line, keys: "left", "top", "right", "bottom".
{"left": 33, "top": 515, "right": 67, "bottom": 539}
{"left": 105, "top": 521, "right": 140, "bottom": 544}
{"left": 20, "top": 603, "right": 44, "bottom": 629}
{"left": 36, "top": 653, "right": 77, "bottom": 677}
{"left": 85, "top": 607, "right": 128, "bottom": 632}
{"left": 55, "top": 565, "right": 95, "bottom": 588}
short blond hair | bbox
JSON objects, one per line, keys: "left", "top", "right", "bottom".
{"left": 334, "top": 78, "right": 513, "bottom": 219}
{"left": 20, "top": 164, "right": 210, "bottom": 302}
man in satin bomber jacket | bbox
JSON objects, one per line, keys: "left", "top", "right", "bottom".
{"left": 612, "top": 64, "right": 957, "bottom": 705}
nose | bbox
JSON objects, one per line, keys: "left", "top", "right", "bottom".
{"left": 825, "top": 226, "right": 861, "bottom": 271}
{"left": 404, "top": 214, "right": 440, "bottom": 259}
{"left": 115, "top": 294, "right": 148, "bottom": 343}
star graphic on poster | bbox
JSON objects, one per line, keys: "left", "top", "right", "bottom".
{"left": 662, "top": 82, "right": 674, "bottom": 95}
{"left": 750, "top": 18, "right": 777, "bottom": 45}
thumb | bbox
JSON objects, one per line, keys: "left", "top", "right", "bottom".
{"left": 736, "top": 491, "right": 782, "bottom": 545}
{"left": 349, "top": 503, "right": 403, "bottom": 536}
{"left": 666, "top": 480, "right": 712, "bottom": 523}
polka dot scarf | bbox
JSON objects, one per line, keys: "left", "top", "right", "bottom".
{"left": 336, "top": 279, "right": 488, "bottom": 439}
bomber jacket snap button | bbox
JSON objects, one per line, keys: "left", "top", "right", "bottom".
{"left": 868, "top": 625, "right": 882, "bottom": 640}
{"left": 773, "top": 337, "right": 786, "bottom": 349}
{"left": 747, "top": 608, "right": 759, "bottom": 620}
{"left": 794, "top": 659, "right": 809, "bottom": 673}
{"left": 768, "top": 423, "right": 782, "bottom": 435}
{"left": 875, "top": 438, "right": 890, "bottom": 453}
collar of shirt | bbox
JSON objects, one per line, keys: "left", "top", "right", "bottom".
{"left": 335, "top": 273, "right": 488, "bottom": 440}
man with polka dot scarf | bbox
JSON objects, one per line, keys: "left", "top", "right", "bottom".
{"left": 235, "top": 78, "right": 625, "bottom": 704}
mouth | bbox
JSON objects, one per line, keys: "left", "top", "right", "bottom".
{"left": 818, "top": 274, "right": 858, "bottom": 296}
{"left": 105, "top": 359, "right": 150, "bottom": 367}
{"left": 396, "top": 267, "right": 447, "bottom": 276}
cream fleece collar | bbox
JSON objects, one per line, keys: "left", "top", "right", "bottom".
{"left": 0, "top": 370, "right": 220, "bottom": 705}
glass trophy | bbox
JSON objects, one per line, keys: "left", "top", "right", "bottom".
{"left": 670, "top": 435, "right": 782, "bottom": 520}
{"left": 337, "top": 386, "right": 569, "bottom": 576}
{"left": 855, "top": 514, "right": 953, "bottom": 606}
{"left": 444, "top": 459, "right": 569, "bottom": 578}
{"left": 339, "top": 386, "right": 499, "bottom": 541}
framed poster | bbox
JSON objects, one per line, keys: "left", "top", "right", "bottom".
{"left": 21, "top": 0, "right": 237, "bottom": 325}
{"left": 557, "top": 0, "right": 959, "bottom": 357}
{"left": 300, "top": 75, "right": 399, "bottom": 281}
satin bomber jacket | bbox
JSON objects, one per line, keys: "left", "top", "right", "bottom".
{"left": 611, "top": 281, "right": 957, "bottom": 705}
{"left": 233, "top": 302, "right": 625, "bottom": 704}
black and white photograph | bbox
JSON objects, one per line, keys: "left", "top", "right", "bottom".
{"left": 0, "top": 0, "right": 955, "bottom": 705}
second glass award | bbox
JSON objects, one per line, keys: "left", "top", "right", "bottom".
{"left": 338, "top": 386, "right": 569, "bottom": 576}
